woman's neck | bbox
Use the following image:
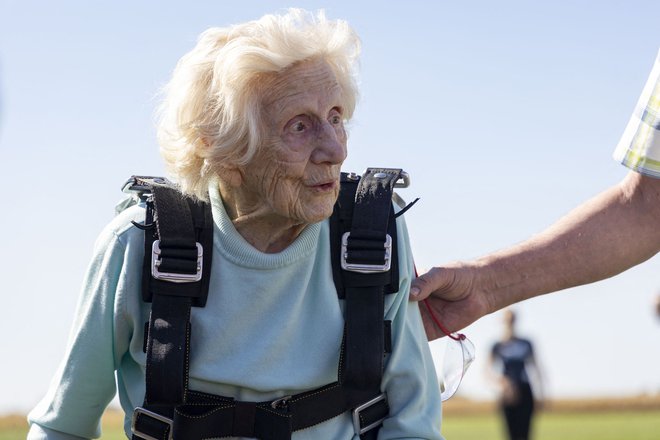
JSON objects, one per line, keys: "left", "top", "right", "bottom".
{"left": 219, "top": 183, "right": 307, "bottom": 253}
{"left": 231, "top": 213, "right": 306, "bottom": 253}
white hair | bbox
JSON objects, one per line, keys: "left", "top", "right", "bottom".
{"left": 157, "top": 9, "right": 361, "bottom": 200}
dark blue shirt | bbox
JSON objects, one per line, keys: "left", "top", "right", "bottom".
{"left": 491, "top": 337, "right": 534, "bottom": 384}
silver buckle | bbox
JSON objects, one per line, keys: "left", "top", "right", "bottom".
{"left": 368, "top": 170, "right": 410, "bottom": 188}
{"left": 341, "top": 232, "right": 392, "bottom": 273}
{"left": 394, "top": 171, "right": 410, "bottom": 188}
{"left": 270, "top": 395, "right": 292, "bottom": 410}
{"left": 131, "top": 407, "right": 173, "bottom": 440}
{"left": 352, "top": 393, "right": 388, "bottom": 435}
{"left": 151, "top": 240, "right": 203, "bottom": 283}
{"left": 122, "top": 176, "right": 173, "bottom": 194}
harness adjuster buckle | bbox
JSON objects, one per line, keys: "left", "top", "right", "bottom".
{"left": 394, "top": 171, "right": 410, "bottom": 188}
{"left": 131, "top": 407, "right": 173, "bottom": 440}
{"left": 352, "top": 393, "right": 388, "bottom": 435}
{"left": 341, "top": 232, "right": 392, "bottom": 273}
{"left": 151, "top": 240, "right": 203, "bottom": 283}
{"left": 270, "top": 395, "right": 292, "bottom": 410}
{"left": 122, "top": 176, "right": 173, "bottom": 194}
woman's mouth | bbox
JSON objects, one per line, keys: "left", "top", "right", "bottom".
{"left": 311, "top": 180, "right": 337, "bottom": 192}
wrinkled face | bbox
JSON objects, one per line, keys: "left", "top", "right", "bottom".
{"left": 238, "top": 59, "right": 348, "bottom": 225}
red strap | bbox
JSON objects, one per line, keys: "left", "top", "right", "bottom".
{"left": 422, "top": 299, "right": 463, "bottom": 341}
{"left": 414, "top": 263, "right": 464, "bottom": 342}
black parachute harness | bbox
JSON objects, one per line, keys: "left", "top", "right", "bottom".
{"left": 124, "top": 168, "right": 413, "bottom": 440}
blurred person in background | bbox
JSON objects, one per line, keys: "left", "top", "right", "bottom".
{"left": 487, "top": 309, "right": 544, "bottom": 440}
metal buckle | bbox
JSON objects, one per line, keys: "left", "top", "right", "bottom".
{"left": 394, "top": 171, "right": 410, "bottom": 188}
{"left": 368, "top": 170, "right": 410, "bottom": 188}
{"left": 151, "top": 240, "right": 203, "bottom": 283}
{"left": 341, "top": 232, "right": 392, "bottom": 273}
{"left": 352, "top": 393, "right": 388, "bottom": 435}
{"left": 270, "top": 395, "right": 292, "bottom": 410}
{"left": 122, "top": 176, "right": 172, "bottom": 194}
{"left": 131, "top": 407, "right": 173, "bottom": 440}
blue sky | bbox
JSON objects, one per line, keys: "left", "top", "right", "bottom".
{"left": 1, "top": 0, "right": 659, "bottom": 413}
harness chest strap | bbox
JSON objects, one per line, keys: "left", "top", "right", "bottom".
{"left": 129, "top": 168, "right": 406, "bottom": 440}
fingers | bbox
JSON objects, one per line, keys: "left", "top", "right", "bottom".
{"left": 409, "top": 267, "right": 448, "bottom": 301}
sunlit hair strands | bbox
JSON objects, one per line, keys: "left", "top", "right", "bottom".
{"left": 157, "top": 9, "right": 361, "bottom": 200}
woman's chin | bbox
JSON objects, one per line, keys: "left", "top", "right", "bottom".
{"left": 296, "top": 202, "right": 336, "bottom": 224}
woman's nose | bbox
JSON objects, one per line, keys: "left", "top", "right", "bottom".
{"left": 312, "top": 121, "right": 347, "bottom": 164}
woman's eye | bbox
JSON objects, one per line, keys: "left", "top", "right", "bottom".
{"left": 329, "top": 108, "right": 343, "bottom": 125}
{"left": 289, "top": 120, "right": 307, "bottom": 133}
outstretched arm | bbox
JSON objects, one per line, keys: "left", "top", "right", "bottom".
{"left": 411, "top": 171, "right": 660, "bottom": 340}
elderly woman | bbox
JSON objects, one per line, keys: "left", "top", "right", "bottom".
{"left": 27, "top": 9, "right": 441, "bottom": 440}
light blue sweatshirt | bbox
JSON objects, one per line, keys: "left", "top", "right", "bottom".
{"left": 27, "top": 183, "right": 442, "bottom": 439}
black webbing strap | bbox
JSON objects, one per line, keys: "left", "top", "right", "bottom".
{"left": 162, "top": 381, "right": 388, "bottom": 440}
{"left": 133, "top": 360, "right": 388, "bottom": 440}
{"left": 132, "top": 183, "right": 213, "bottom": 440}
{"left": 136, "top": 352, "right": 389, "bottom": 439}
{"left": 134, "top": 387, "right": 388, "bottom": 440}
{"left": 330, "top": 173, "right": 400, "bottom": 299}
{"left": 144, "top": 186, "right": 195, "bottom": 407}
{"left": 340, "top": 168, "right": 402, "bottom": 435}
{"left": 140, "top": 186, "right": 213, "bottom": 306}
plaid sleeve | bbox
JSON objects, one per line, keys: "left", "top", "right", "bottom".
{"left": 613, "top": 49, "right": 660, "bottom": 178}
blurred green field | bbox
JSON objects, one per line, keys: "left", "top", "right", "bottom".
{"left": 4, "top": 407, "right": 660, "bottom": 439}
{"left": 442, "top": 410, "right": 660, "bottom": 440}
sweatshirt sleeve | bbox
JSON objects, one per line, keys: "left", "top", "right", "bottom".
{"left": 378, "top": 214, "right": 443, "bottom": 439}
{"left": 27, "top": 220, "right": 133, "bottom": 439}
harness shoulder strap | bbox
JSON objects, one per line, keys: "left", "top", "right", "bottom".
{"left": 123, "top": 176, "right": 213, "bottom": 440}
{"left": 334, "top": 168, "right": 405, "bottom": 439}
{"left": 330, "top": 171, "right": 400, "bottom": 298}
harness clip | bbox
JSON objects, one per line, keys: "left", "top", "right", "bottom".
{"left": 352, "top": 393, "right": 388, "bottom": 435}
{"left": 270, "top": 395, "right": 292, "bottom": 410}
{"left": 394, "top": 171, "right": 410, "bottom": 188}
{"left": 132, "top": 407, "right": 173, "bottom": 440}
{"left": 151, "top": 240, "right": 203, "bottom": 283}
{"left": 341, "top": 232, "right": 392, "bottom": 273}
{"left": 122, "top": 176, "right": 173, "bottom": 195}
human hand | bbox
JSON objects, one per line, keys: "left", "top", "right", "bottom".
{"left": 410, "top": 263, "right": 492, "bottom": 341}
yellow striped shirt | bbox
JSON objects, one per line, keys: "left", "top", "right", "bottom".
{"left": 613, "top": 49, "right": 660, "bottom": 178}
